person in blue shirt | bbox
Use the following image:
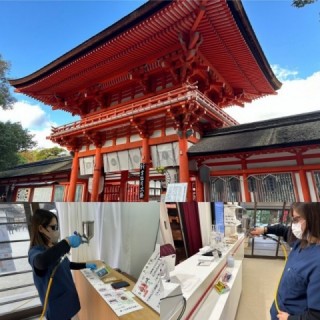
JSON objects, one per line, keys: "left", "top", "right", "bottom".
{"left": 251, "top": 202, "right": 320, "bottom": 320}
{"left": 28, "top": 209, "right": 97, "bottom": 320}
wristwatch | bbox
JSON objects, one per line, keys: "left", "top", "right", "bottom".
{"left": 263, "top": 226, "right": 267, "bottom": 234}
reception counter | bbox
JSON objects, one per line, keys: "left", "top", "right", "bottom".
{"left": 74, "top": 261, "right": 159, "bottom": 320}
{"left": 167, "top": 234, "right": 245, "bottom": 320}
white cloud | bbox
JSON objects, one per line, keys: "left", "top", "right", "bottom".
{"left": 271, "top": 64, "right": 299, "bottom": 82}
{"left": 226, "top": 69, "right": 320, "bottom": 124}
{"left": 0, "top": 101, "right": 61, "bottom": 149}
{"left": 29, "top": 127, "right": 60, "bottom": 150}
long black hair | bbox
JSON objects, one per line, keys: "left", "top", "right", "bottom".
{"left": 29, "top": 209, "right": 58, "bottom": 249}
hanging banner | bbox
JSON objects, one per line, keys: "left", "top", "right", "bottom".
{"left": 88, "top": 176, "right": 105, "bottom": 194}
{"left": 139, "top": 163, "right": 146, "bottom": 199}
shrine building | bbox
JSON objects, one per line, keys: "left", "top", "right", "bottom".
{"left": 1, "top": 111, "right": 320, "bottom": 202}
{"left": 7, "top": 0, "right": 284, "bottom": 202}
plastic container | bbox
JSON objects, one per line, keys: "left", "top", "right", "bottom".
{"left": 227, "top": 255, "right": 234, "bottom": 268}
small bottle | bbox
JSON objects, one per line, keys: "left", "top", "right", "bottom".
{"left": 227, "top": 255, "right": 234, "bottom": 268}
{"left": 210, "top": 225, "right": 217, "bottom": 249}
{"left": 160, "top": 258, "right": 170, "bottom": 282}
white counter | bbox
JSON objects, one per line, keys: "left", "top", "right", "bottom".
{"left": 167, "top": 234, "right": 244, "bottom": 320}
{"left": 193, "top": 260, "right": 242, "bottom": 320}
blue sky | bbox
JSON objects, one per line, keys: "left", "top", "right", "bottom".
{"left": 0, "top": 0, "right": 320, "bottom": 148}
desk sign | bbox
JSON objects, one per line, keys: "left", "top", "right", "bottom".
{"left": 164, "top": 183, "right": 188, "bottom": 202}
{"left": 133, "top": 244, "right": 160, "bottom": 313}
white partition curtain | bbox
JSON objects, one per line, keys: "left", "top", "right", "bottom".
{"left": 159, "top": 203, "right": 174, "bottom": 247}
{"left": 56, "top": 202, "right": 99, "bottom": 263}
{"left": 197, "top": 202, "right": 213, "bottom": 247}
{"left": 55, "top": 202, "right": 160, "bottom": 279}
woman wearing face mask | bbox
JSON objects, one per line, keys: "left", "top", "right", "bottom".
{"left": 250, "top": 202, "right": 320, "bottom": 320}
{"left": 28, "top": 209, "right": 97, "bottom": 320}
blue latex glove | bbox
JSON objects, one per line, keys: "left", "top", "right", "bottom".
{"left": 66, "top": 234, "right": 82, "bottom": 248}
{"left": 86, "top": 263, "right": 97, "bottom": 270}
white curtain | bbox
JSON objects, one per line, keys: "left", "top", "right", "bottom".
{"left": 159, "top": 203, "right": 174, "bottom": 247}
{"left": 56, "top": 202, "right": 99, "bottom": 262}
{"left": 55, "top": 202, "right": 160, "bottom": 279}
{"left": 98, "top": 203, "right": 124, "bottom": 270}
{"left": 197, "top": 202, "right": 212, "bottom": 247}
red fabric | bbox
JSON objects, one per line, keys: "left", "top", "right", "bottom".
{"left": 160, "top": 244, "right": 176, "bottom": 257}
{"left": 180, "top": 202, "right": 203, "bottom": 256}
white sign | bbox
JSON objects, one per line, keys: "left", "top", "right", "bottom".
{"left": 133, "top": 244, "right": 161, "bottom": 314}
{"left": 32, "top": 187, "right": 53, "bottom": 202}
{"left": 224, "top": 205, "right": 242, "bottom": 226}
{"left": 16, "top": 188, "right": 31, "bottom": 202}
{"left": 164, "top": 183, "right": 188, "bottom": 202}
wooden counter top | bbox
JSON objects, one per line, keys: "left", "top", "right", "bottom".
{"left": 74, "top": 260, "right": 159, "bottom": 320}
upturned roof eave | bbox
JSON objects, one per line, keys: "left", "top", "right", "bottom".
{"left": 9, "top": 0, "right": 280, "bottom": 93}
{"left": 9, "top": 0, "right": 170, "bottom": 88}
{"left": 227, "top": 0, "right": 281, "bottom": 91}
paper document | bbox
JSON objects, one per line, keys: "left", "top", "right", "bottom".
{"left": 81, "top": 269, "right": 143, "bottom": 316}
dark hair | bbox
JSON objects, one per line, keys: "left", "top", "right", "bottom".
{"left": 291, "top": 202, "right": 320, "bottom": 248}
{"left": 29, "top": 209, "right": 58, "bottom": 249}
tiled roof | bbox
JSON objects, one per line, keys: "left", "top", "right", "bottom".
{"left": 0, "top": 157, "right": 72, "bottom": 179}
{"left": 188, "top": 111, "right": 320, "bottom": 156}
{"left": 10, "top": 0, "right": 280, "bottom": 109}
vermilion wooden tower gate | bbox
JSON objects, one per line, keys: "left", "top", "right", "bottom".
{"left": 10, "top": 0, "right": 280, "bottom": 202}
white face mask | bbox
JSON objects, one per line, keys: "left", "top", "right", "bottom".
{"left": 50, "top": 230, "right": 60, "bottom": 245}
{"left": 40, "top": 227, "right": 60, "bottom": 245}
{"left": 292, "top": 222, "right": 303, "bottom": 239}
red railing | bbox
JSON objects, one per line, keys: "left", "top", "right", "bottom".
{"left": 49, "top": 84, "right": 237, "bottom": 138}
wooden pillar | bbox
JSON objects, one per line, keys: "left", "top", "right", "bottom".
{"left": 299, "top": 169, "right": 311, "bottom": 201}
{"left": 197, "top": 163, "right": 210, "bottom": 202}
{"left": 296, "top": 152, "right": 311, "bottom": 201}
{"left": 242, "top": 173, "right": 251, "bottom": 202}
{"left": 67, "top": 151, "right": 79, "bottom": 201}
{"left": 178, "top": 130, "right": 192, "bottom": 201}
{"left": 195, "top": 175, "right": 204, "bottom": 202}
{"left": 90, "top": 147, "right": 102, "bottom": 202}
{"left": 141, "top": 136, "right": 150, "bottom": 202}
{"left": 119, "top": 171, "right": 129, "bottom": 202}
{"left": 241, "top": 157, "right": 251, "bottom": 202}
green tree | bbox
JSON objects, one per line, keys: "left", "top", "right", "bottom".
{"left": 292, "top": 0, "right": 317, "bottom": 7}
{"left": 0, "top": 54, "right": 16, "bottom": 110}
{"left": 0, "top": 121, "right": 37, "bottom": 171}
{"left": 18, "top": 150, "right": 38, "bottom": 163}
{"left": 19, "top": 147, "right": 67, "bottom": 164}
{"left": 35, "top": 147, "right": 66, "bottom": 161}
